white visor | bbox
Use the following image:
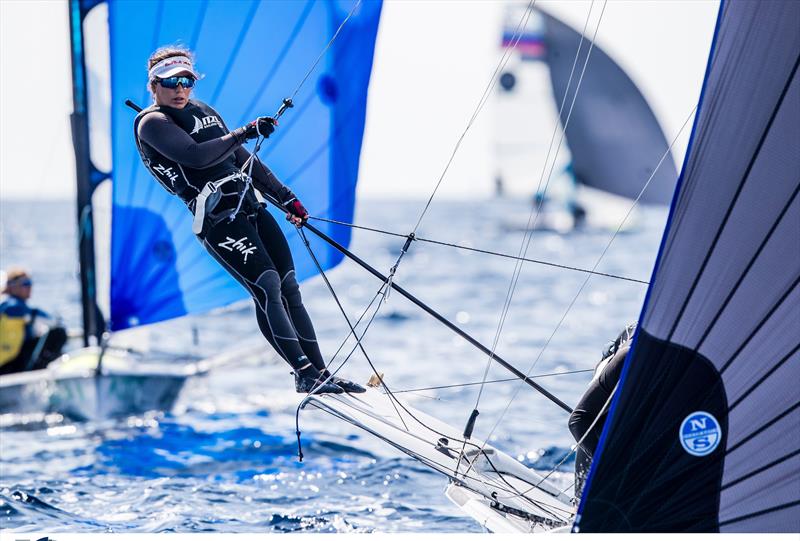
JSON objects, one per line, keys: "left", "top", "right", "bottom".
{"left": 149, "top": 55, "right": 199, "bottom": 80}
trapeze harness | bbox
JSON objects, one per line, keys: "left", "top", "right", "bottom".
{"left": 133, "top": 100, "right": 328, "bottom": 378}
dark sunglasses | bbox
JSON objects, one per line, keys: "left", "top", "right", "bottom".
{"left": 9, "top": 279, "right": 32, "bottom": 287}
{"left": 157, "top": 76, "right": 196, "bottom": 89}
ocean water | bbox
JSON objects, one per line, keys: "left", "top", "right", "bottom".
{"left": 0, "top": 197, "right": 665, "bottom": 533}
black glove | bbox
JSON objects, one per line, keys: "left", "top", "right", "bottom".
{"left": 242, "top": 116, "right": 276, "bottom": 140}
{"left": 284, "top": 197, "right": 309, "bottom": 224}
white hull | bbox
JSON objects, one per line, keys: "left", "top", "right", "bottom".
{"left": 47, "top": 371, "right": 186, "bottom": 422}
{"left": 306, "top": 389, "right": 575, "bottom": 532}
{"left": 0, "top": 369, "right": 51, "bottom": 414}
{"left": 0, "top": 347, "right": 192, "bottom": 421}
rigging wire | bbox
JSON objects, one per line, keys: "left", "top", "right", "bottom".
{"left": 447, "top": 0, "right": 604, "bottom": 479}
{"left": 291, "top": 226, "right": 412, "bottom": 457}
{"left": 240, "top": 0, "right": 365, "bottom": 174}
{"left": 524, "top": 383, "right": 619, "bottom": 499}
{"left": 461, "top": 103, "right": 700, "bottom": 483}
{"left": 308, "top": 216, "right": 649, "bottom": 285}
{"left": 291, "top": 243, "right": 484, "bottom": 450}
{"left": 392, "top": 368, "right": 594, "bottom": 395}
{"left": 473, "top": 0, "right": 603, "bottom": 417}
{"left": 409, "top": 0, "right": 538, "bottom": 236}
{"left": 288, "top": 0, "right": 364, "bottom": 102}
{"left": 296, "top": 0, "right": 578, "bottom": 443}
{"left": 288, "top": 221, "right": 504, "bottom": 459}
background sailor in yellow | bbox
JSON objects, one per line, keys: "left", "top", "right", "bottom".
{"left": 0, "top": 268, "right": 67, "bottom": 374}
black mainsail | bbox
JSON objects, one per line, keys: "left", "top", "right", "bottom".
{"left": 575, "top": 0, "right": 800, "bottom": 532}
{"left": 540, "top": 8, "right": 678, "bottom": 205}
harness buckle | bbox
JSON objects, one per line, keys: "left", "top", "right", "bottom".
{"left": 191, "top": 172, "right": 247, "bottom": 235}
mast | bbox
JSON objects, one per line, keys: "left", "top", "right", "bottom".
{"left": 68, "top": 0, "right": 104, "bottom": 345}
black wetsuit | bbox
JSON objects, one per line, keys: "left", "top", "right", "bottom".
{"left": 568, "top": 345, "right": 628, "bottom": 500}
{"left": 134, "top": 100, "right": 326, "bottom": 377}
{"left": 568, "top": 324, "right": 635, "bottom": 501}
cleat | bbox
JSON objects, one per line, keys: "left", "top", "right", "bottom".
{"left": 294, "top": 372, "right": 344, "bottom": 394}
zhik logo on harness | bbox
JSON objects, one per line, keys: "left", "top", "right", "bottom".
{"left": 218, "top": 236, "right": 257, "bottom": 263}
{"left": 191, "top": 115, "right": 224, "bottom": 134}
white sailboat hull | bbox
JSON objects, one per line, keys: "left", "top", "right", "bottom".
{"left": 0, "top": 369, "right": 51, "bottom": 414}
{"left": 0, "top": 347, "right": 192, "bottom": 421}
{"left": 48, "top": 371, "right": 185, "bottom": 422}
{"left": 306, "top": 389, "right": 575, "bottom": 532}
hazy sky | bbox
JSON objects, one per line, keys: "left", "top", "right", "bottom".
{"left": 0, "top": 0, "right": 718, "bottom": 200}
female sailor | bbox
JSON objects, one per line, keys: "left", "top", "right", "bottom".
{"left": 132, "top": 46, "right": 364, "bottom": 395}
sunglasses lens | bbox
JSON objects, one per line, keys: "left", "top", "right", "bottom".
{"left": 159, "top": 76, "right": 195, "bottom": 89}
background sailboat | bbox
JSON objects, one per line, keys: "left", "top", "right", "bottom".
{"left": 493, "top": 2, "right": 711, "bottom": 233}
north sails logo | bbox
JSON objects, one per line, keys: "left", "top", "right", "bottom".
{"left": 191, "top": 115, "right": 224, "bottom": 134}
{"left": 679, "top": 411, "right": 721, "bottom": 457}
{"left": 153, "top": 163, "right": 179, "bottom": 184}
{"left": 218, "top": 236, "right": 257, "bottom": 263}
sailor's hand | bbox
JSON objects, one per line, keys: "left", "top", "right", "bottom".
{"left": 285, "top": 197, "right": 309, "bottom": 225}
{"left": 243, "top": 116, "right": 277, "bottom": 140}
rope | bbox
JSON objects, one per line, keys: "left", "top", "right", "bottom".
{"left": 445, "top": 0, "right": 603, "bottom": 477}
{"left": 308, "top": 216, "right": 649, "bottom": 285}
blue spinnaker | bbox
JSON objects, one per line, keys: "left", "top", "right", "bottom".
{"left": 106, "top": 0, "right": 382, "bottom": 330}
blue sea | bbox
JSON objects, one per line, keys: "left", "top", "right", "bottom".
{"left": 0, "top": 197, "right": 665, "bottom": 533}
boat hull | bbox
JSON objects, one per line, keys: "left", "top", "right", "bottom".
{"left": 0, "top": 370, "right": 51, "bottom": 414}
{"left": 0, "top": 347, "right": 193, "bottom": 421}
{"left": 306, "top": 389, "right": 575, "bottom": 532}
{"left": 48, "top": 372, "right": 186, "bottom": 422}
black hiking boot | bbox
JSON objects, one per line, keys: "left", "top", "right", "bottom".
{"left": 321, "top": 373, "right": 366, "bottom": 394}
{"left": 294, "top": 371, "right": 344, "bottom": 394}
